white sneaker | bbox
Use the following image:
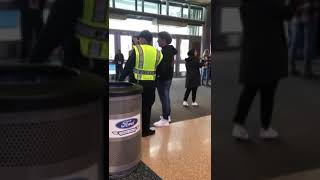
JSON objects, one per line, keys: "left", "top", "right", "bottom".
{"left": 260, "top": 128, "right": 279, "bottom": 139}
{"left": 183, "top": 101, "right": 189, "bottom": 107}
{"left": 160, "top": 116, "right": 171, "bottom": 123}
{"left": 192, "top": 102, "right": 199, "bottom": 106}
{"left": 232, "top": 124, "right": 249, "bottom": 140}
{"left": 153, "top": 119, "right": 170, "bottom": 127}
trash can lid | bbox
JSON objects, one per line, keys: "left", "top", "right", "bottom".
{"left": 109, "top": 82, "right": 143, "bottom": 97}
{"left": 0, "top": 64, "right": 106, "bottom": 112}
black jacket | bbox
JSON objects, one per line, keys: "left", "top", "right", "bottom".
{"left": 114, "top": 53, "right": 124, "bottom": 66}
{"left": 239, "top": 0, "right": 294, "bottom": 85}
{"left": 29, "top": 0, "right": 83, "bottom": 68}
{"left": 119, "top": 50, "right": 136, "bottom": 82}
{"left": 185, "top": 57, "right": 204, "bottom": 89}
{"left": 156, "top": 45, "right": 177, "bottom": 81}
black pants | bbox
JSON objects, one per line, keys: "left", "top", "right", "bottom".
{"left": 115, "top": 65, "right": 123, "bottom": 80}
{"left": 21, "top": 10, "right": 43, "bottom": 59}
{"left": 233, "top": 81, "right": 279, "bottom": 129}
{"left": 138, "top": 81, "right": 156, "bottom": 133}
{"left": 184, "top": 87, "right": 198, "bottom": 102}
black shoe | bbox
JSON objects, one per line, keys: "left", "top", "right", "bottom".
{"left": 142, "top": 129, "right": 155, "bottom": 137}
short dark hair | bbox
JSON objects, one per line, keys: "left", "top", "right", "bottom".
{"left": 158, "top": 31, "right": 172, "bottom": 44}
{"left": 139, "top": 30, "right": 153, "bottom": 43}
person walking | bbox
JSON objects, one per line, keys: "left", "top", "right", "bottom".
{"left": 17, "top": 0, "right": 46, "bottom": 61}
{"left": 289, "top": 0, "right": 320, "bottom": 78}
{"left": 29, "top": 0, "right": 108, "bottom": 79}
{"left": 153, "top": 31, "right": 177, "bottom": 127}
{"left": 114, "top": 49, "right": 124, "bottom": 80}
{"left": 183, "top": 49, "right": 204, "bottom": 107}
{"left": 232, "top": 0, "right": 294, "bottom": 140}
{"left": 119, "top": 30, "right": 163, "bottom": 137}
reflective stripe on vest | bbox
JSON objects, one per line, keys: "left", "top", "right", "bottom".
{"left": 133, "top": 45, "right": 163, "bottom": 81}
{"left": 76, "top": 0, "right": 108, "bottom": 59}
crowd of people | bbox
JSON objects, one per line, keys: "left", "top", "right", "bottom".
{"left": 116, "top": 30, "right": 211, "bottom": 137}
{"left": 232, "top": 0, "right": 320, "bottom": 141}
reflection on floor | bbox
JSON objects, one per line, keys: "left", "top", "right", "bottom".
{"left": 141, "top": 116, "right": 211, "bottom": 180}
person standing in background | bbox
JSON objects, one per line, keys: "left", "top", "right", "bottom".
{"left": 201, "top": 49, "right": 210, "bottom": 86}
{"left": 153, "top": 31, "right": 177, "bottom": 127}
{"left": 125, "top": 36, "right": 140, "bottom": 83}
{"left": 114, "top": 49, "right": 124, "bottom": 80}
{"left": 289, "top": 0, "right": 320, "bottom": 78}
{"left": 17, "top": 0, "right": 46, "bottom": 61}
{"left": 232, "top": 0, "right": 294, "bottom": 140}
{"left": 183, "top": 49, "right": 204, "bottom": 107}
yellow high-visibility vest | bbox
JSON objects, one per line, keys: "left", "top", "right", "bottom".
{"left": 75, "top": 0, "right": 108, "bottom": 60}
{"left": 133, "top": 45, "right": 163, "bottom": 81}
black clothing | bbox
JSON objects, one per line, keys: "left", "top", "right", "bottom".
{"left": 114, "top": 53, "right": 124, "bottom": 80}
{"left": 184, "top": 87, "right": 198, "bottom": 102}
{"left": 119, "top": 50, "right": 136, "bottom": 82}
{"left": 140, "top": 81, "right": 156, "bottom": 133}
{"left": 18, "top": 0, "right": 46, "bottom": 59}
{"left": 239, "top": 0, "right": 293, "bottom": 84}
{"left": 156, "top": 45, "right": 177, "bottom": 81}
{"left": 233, "top": 81, "right": 279, "bottom": 129}
{"left": 29, "top": 0, "right": 83, "bottom": 67}
{"left": 185, "top": 56, "right": 204, "bottom": 89}
{"left": 114, "top": 53, "right": 124, "bottom": 65}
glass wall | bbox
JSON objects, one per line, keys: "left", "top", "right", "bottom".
{"left": 120, "top": 35, "right": 132, "bottom": 60}
{"left": 144, "top": 1, "right": 158, "bottom": 14}
{"left": 109, "top": 34, "right": 115, "bottom": 60}
{"left": 114, "top": 0, "right": 135, "bottom": 11}
{"left": 111, "top": 0, "right": 204, "bottom": 21}
{"left": 180, "top": 39, "right": 189, "bottom": 60}
{"left": 169, "top": 4, "right": 181, "bottom": 18}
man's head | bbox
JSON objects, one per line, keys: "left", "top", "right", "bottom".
{"left": 132, "top": 36, "right": 140, "bottom": 45}
{"left": 117, "top": 49, "right": 121, "bottom": 54}
{"left": 138, "top": 30, "right": 153, "bottom": 45}
{"left": 158, "top": 31, "right": 172, "bottom": 48}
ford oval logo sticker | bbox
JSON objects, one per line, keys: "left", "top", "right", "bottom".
{"left": 116, "top": 118, "right": 138, "bottom": 129}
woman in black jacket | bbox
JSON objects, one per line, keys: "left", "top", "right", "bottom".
{"left": 183, "top": 49, "right": 204, "bottom": 107}
{"left": 232, "top": 0, "right": 294, "bottom": 140}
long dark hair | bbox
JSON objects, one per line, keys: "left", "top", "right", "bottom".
{"left": 187, "top": 49, "right": 196, "bottom": 57}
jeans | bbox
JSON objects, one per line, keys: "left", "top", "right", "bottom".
{"left": 201, "top": 67, "right": 209, "bottom": 85}
{"left": 289, "top": 18, "right": 319, "bottom": 72}
{"left": 157, "top": 79, "right": 172, "bottom": 120}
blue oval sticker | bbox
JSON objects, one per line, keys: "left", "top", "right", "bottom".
{"left": 116, "top": 118, "right": 138, "bottom": 129}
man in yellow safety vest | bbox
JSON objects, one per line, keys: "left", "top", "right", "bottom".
{"left": 119, "top": 30, "right": 163, "bottom": 137}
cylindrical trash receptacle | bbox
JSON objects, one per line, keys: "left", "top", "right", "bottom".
{"left": 0, "top": 64, "right": 105, "bottom": 180}
{"left": 109, "top": 82, "right": 143, "bottom": 178}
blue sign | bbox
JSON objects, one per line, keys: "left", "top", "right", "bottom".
{"left": 116, "top": 118, "right": 138, "bottom": 129}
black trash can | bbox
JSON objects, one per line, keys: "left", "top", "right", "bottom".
{"left": 109, "top": 82, "right": 143, "bottom": 178}
{"left": 0, "top": 64, "right": 105, "bottom": 180}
